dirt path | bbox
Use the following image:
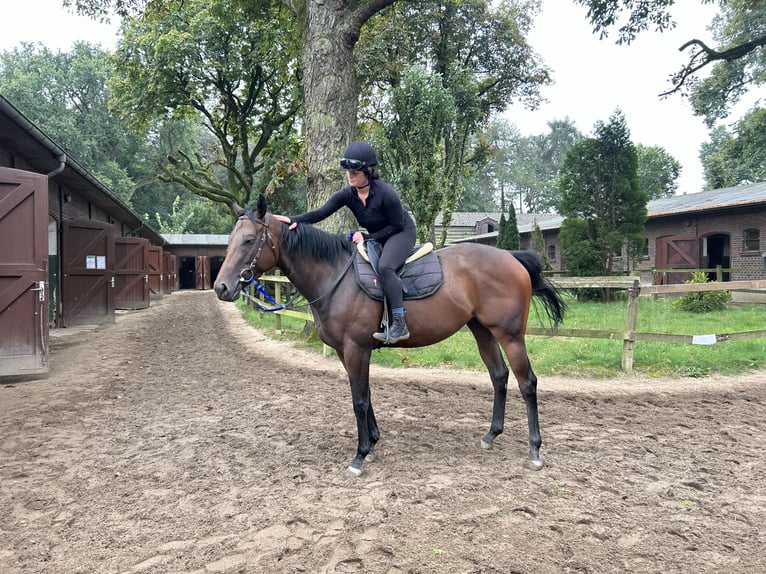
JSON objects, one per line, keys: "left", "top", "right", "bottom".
{"left": 1, "top": 290, "right": 764, "bottom": 573}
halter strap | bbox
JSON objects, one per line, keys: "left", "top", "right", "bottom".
{"left": 239, "top": 210, "right": 277, "bottom": 283}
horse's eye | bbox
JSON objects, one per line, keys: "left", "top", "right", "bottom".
{"left": 243, "top": 236, "right": 256, "bottom": 246}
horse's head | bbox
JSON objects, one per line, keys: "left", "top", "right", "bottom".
{"left": 214, "top": 195, "right": 281, "bottom": 301}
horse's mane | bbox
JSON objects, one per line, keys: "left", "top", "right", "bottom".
{"left": 276, "top": 216, "right": 353, "bottom": 264}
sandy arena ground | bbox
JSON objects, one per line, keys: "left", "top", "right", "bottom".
{"left": 1, "top": 290, "right": 764, "bottom": 573}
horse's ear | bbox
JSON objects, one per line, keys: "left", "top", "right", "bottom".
{"left": 231, "top": 200, "right": 244, "bottom": 216}
{"left": 256, "top": 194, "right": 268, "bottom": 218}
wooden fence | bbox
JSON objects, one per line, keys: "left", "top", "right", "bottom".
{"left": 243, "top": 271, "right": 766, "bottom": 372}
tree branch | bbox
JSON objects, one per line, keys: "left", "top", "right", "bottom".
{"left": 659, "top": 35, "right": 766, "bottom": 98}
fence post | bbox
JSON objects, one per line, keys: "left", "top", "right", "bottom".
{"left": 622, "top": 278, "right": 640, "bottom": 372}
{"left": 274, "top": 269, "right": 282, "bottom": 334}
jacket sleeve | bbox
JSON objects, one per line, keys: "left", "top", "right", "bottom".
{"left": 290, "top": 189, "right": 347, "bottom": 224}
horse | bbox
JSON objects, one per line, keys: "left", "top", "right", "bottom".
{"left": 214, "top": 195, "right": 566, "bottom": 475}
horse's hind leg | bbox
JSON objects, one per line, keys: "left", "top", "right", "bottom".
{"left": 503, "top": 338, "right": 543, "bottom": 471}
{"left": 470, "top": 319, "right": 543, "bottom": 470}
{"left": 467, "top": 320, "right": 509, "bottom": 449}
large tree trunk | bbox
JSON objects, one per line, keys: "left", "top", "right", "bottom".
{"left": 298, "top": 0, "right": 396, "bottom": 233}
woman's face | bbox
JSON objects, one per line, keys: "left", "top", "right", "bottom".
{"left": 347, "top": 169, "right": 369, "bottom": 189}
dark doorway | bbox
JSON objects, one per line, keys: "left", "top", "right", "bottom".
{"left": 179, "top": 256, "right": 196, "bottom": 289}
{"left": 705, "top": 234, "right": 730, "bottom": 281}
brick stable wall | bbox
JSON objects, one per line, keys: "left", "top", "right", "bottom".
{"left": 638, "top": 207, "right": 765, "bottom": 280}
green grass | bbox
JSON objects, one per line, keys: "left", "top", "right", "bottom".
{"left": 237, "top": 296, "right": 766, "bottom": 378}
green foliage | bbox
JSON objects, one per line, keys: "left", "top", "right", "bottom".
{"left": 530, "top": 221, "right": 546, "bottom": 261}
{"left": 109, "top": 0, "right": 302, "bottom": 216}
{"left": 700, "top": 107, "right": 766, "bottom": 189}
{"left": 672, "top": 271, "right": 732, "bottom": 313}
{"left": 0, "top": 42, "right": 147, "bottom": 204}
{"left": 636, "top": 143, "right": 682, "bottom": 198}
{"left": 496, "top": 207, "right": 520, "bottom": 250}
{"left": 557, "top": 110, "right": 648, "bottom": 279}
{"left": 575, "top": 1, "right": 766, "bottom": 128}
{"left": 357, "top": 0, "right": 550, "bottom": 244}
{"left": 467, "top": 117, "right": 583, "bottom": 214}
{"left": 380, "top": 64, "right": 458, "bottom": 244}
{"left": 152, "top": 195, "right": 232, "bottom": 234}
{"left": 690, "top": 2, "right": 766, "bottom": 127}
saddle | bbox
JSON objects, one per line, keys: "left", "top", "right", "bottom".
{"left": 353, "top": 240, "right": 444, "bottom": 301}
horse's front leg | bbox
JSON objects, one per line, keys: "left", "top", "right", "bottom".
{"left": 337, "top": 346, "right": 377, "bottom": 476}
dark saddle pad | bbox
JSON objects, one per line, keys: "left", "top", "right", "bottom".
{"left": 353, "top": 244, "right": 444, "bottom": 301}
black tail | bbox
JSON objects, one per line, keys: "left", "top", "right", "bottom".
{"left": 512, "top": 250, "right": 567, "bottom": 328}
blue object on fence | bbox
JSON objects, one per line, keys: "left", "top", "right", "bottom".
{"left": 242, "top": 278, "right": 285, "bottom": 312}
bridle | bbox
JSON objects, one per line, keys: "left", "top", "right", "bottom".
{"left": 238, "top": 210, "right": 278, "bottom": 284}
{"left": 234, "top": 209, "right": 356, "bottom": 311}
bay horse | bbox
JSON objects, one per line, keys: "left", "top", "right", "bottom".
{"left": 214, "top": 195, "right": 566, "bottom": 475}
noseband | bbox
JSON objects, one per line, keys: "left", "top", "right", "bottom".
{"left": 239, "top": 211, "right": 277, "bottom": 284}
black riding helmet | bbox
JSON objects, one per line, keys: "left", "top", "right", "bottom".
{"left": 340, "top": 141, "right": 377, "bottom": 172}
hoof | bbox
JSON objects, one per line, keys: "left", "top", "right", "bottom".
{"left": 524, "top": 459, "right": 544, "bottom": 471}
{"left": 365, "top": 452, "right": 376, "bottom": 463}
{"left": 347, "top": 465, "right": 363, "bottom": 476}
{"left": 480, "top": 439, "right": 493, "bottom": 450}
{"left": 347, "top": 455, "right": 365, "bottom": 476}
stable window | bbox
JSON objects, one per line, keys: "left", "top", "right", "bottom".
{"left": 743, "top": 229, "right": 760, "bottom": 251}
{"left": 547, "top": 244, "right": 556, "bottom": 260}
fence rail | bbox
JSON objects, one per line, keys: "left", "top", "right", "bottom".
{"left": 244, "top": 272, "right": 766, "bottom": 372}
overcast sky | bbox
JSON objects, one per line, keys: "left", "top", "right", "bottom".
{"left": 0, "top": 0, "right": 748, "bottom": 195}
{"left": 507, "top": 0, "right": 726, "bottom": 195}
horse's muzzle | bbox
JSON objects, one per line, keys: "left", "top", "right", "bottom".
{"left": 214, "top": 280, "right": 240, "bottom": 301}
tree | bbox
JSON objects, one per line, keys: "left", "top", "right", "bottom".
{"left": 380, "top": 64, "right": 456, "bottom": 244}
{"left": 473, "top": 117, "right": 581, "bottom": 215}
{"left": 557, "top": 110, "right": 648, "bottom": 281}
{"left": 530, "top": 221, "right": 546, "bottom": 263}
{"left": 635, "top": 144, "right": 682, "bottom": 199}
{"left": 288, "top": 0, "right": 397, "bottom": 230}
{"left": 152, "top": 196, "right": 232, "bottom": 234}
{"left": 575, "top": 1, "right": 766, "bottom": 126}
{"left": 496, "top": 206, "right": 520, "bottom": 250}
{"left": 70, "top": 0, "right": 397, "bottom": 229}
{"left": 109, "top": 0, "right": 302, "bottom": 216}
{"left": 0, "top": 42, "right": 144, "bottom": 202}
{"left": 700, "top": 107, "right": 766, "bottom": 188}
{"left": 357, "top": 0, "right": 551, "bottom": 240}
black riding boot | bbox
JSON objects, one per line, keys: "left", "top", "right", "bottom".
{"left": 374, "top": 312, "right": 409, "bottom": 344}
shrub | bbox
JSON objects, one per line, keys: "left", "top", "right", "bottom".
{"left": 672, "top": 271, "right": 731, "bottom": 313}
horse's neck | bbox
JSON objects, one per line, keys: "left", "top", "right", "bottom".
{"left": 278, "top": 255, "right": 346, "bottom": 303}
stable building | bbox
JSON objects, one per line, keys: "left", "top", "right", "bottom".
{"left": 1, "top": 95, "right": 174, "bottom": 376}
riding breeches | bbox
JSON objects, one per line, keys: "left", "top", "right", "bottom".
{"left": 377, "top": 227, "right": 417, "bottom": 309}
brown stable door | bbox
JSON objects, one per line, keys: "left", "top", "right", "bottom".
{"left": 655, "top": 235, "right": 699, "bottom": 285}
{"left": 114, "top": 237, "right": 150, "bottom": 310}
{"left": 0, "top": 168, "right": 49, "bottom": 376}
{"left": 195, "top": 256, "right": 211, "bottom": 289}
{"left": 61, "top": 220, "right": 115, "bottom": 326}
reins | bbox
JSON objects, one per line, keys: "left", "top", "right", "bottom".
{"left": 237, "top": 209, "right": 355, "bottom": 312}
